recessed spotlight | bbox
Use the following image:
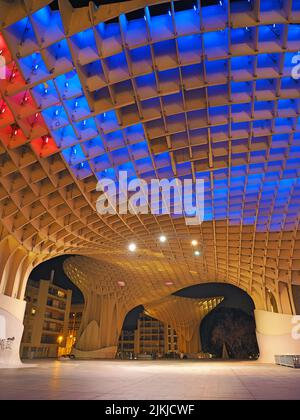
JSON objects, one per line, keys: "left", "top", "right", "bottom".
{"left": 194, "top": 250, "right": 201, "bottom": 257}
{"left": 159, "top": 235, "right": 167, "bottom": 243}
{"left": 191, "top": 240, "right": 198, "bottom": 246}
{"left": 165, "top": 281, "right": 174, "bottom": 286}
{"left": 118, "top": 281, "right": 126, "bottom": 287}
{"left": 128, "top": 243, "right": 137, "bottom": 252}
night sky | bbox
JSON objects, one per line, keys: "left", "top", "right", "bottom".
{"left": 29, "top": 255, "right": 84, "bottom": 304}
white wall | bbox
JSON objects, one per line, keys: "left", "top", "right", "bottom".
{"left": 255, "top": 310, "right": 300, "bottom": 364}
{"left": 0, "top": 294, "right": 26, "bottom": 367}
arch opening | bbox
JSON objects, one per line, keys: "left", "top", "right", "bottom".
{"left": 20, "top": 256, "right": 84, "bottom": 361}
{"left": 116, "top": 283, "right": 259, "bottom": 361}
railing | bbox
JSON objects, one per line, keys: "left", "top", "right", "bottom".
{"left": 275, "top": 355, "right": 300, "bottom": 368}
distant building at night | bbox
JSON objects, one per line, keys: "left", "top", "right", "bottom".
{"left": 21, "top": 272, "right": 72, "bottom": 359}
{"left": 68, "top": 303, "right": 84, "bottom": 336}
{"left": 118, "top": 330, "right": 135, "bottom": 358}
{"left": 118, "top": 311, "right": 178, "bottom": 358}
{"left": 61, "top": 303, "right": 84, "bottom": 356}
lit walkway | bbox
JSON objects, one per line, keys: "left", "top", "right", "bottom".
{"left": 1, "top": 360, "right": 300, "bottom": 400}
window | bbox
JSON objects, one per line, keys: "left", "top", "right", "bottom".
{"left": 57, "top": 290, "right": 66, "bottom": 298}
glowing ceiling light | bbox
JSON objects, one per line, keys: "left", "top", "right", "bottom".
{"left": 159, "top": 235, "right": 167, "bottom": 243}
{"left": 165, "top": 281, "right": 174, "bottom": 286}
{"left": 118, "top": 281, "right": 126, "bottom": 287}
{"left": 194, "top": 250, "right": 201, "bottom": 257}
{"left": 191, "top": 240, "right": 198, "bottom": 246}
{"left": 128, "top": 243, "right": 137, "bottom": 252}
{"left": 32, "top": 63, "right": 39, "bottom": 74}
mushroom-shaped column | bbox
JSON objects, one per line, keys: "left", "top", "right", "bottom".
{"left": 63, "top": 254, "right": 217, "bottom": 359}
{"left": 64, "top": 257, "right": 131, "bottom": 359}
{"left": 144, "top": 296, "right": 224, "bottom": 354}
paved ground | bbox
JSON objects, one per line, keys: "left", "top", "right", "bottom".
{"left": 0, "top": 360, "right": 300, "bottom": 400}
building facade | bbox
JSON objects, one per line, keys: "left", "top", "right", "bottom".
{"left": 21, "top": 273, "right": 72, "bottom": 359}
{"left": 118, "top": 311, "right": 178, "bottom": 358}
{"left": 118, "top": 330, "right": 135, "bottom": 358}
{"left": 60, "top": 303, "right": 84, "bottom": 356}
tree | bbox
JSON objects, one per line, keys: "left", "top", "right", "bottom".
{"left": 202, "top": 307, "right": 259, "bottom": 359}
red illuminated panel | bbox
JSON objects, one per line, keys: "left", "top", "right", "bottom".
{"left": 0, "top": 124, "right": 28, "bottom": 149}
{"left": 3, "top": 62, "right": 26, "bottom": 95}
{"left": 6, "top": 91, "right": 37, "bottom": 119}
{"left": 0, "top": 97, "right": 14, "bottom": 127}
{"left": 23, "top": 113, "right": 49, "bottom": 139}
{"left": 31, "top": 135, "right": 59, "bottom": 158}
{"left": 0, "top": 33, "right": 12, "bottom": 66}
{"left": 0, "top": 32, "right": 58, "bottom": 156}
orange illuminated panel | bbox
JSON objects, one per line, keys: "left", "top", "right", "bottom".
{"left": 0, "top": 124, "right": 27, "bottom": 149}
{"left": 31, "top": 135, "right": 59, "bottom": 158}
{"left": 0, "top": 98, "right": 14, "bottom": 128}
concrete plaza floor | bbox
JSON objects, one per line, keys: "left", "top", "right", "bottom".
{"left": 0, "top": 360, "right": 300, "bottom": 400}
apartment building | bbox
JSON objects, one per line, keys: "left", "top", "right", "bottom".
{"left": 21, "top": 272, "right": 72, "bottom": 359}
{"left": 118, "top": 311, "right": 178, "bottom": 358}
{"left": 60, "top": 303, "right": 84, "bottom": 355}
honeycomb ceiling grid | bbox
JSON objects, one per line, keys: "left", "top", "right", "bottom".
{"left": 144, "top": 295, "right": 224, "bottom": 332}
{"left": 0, "top": 0, "right": 299, "bottom": 303}
{"left": 64, "top": 254, "right": 222, "bottom": 306}
{"left": 0, "top": 4, "right": 162, "bottom": 255}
